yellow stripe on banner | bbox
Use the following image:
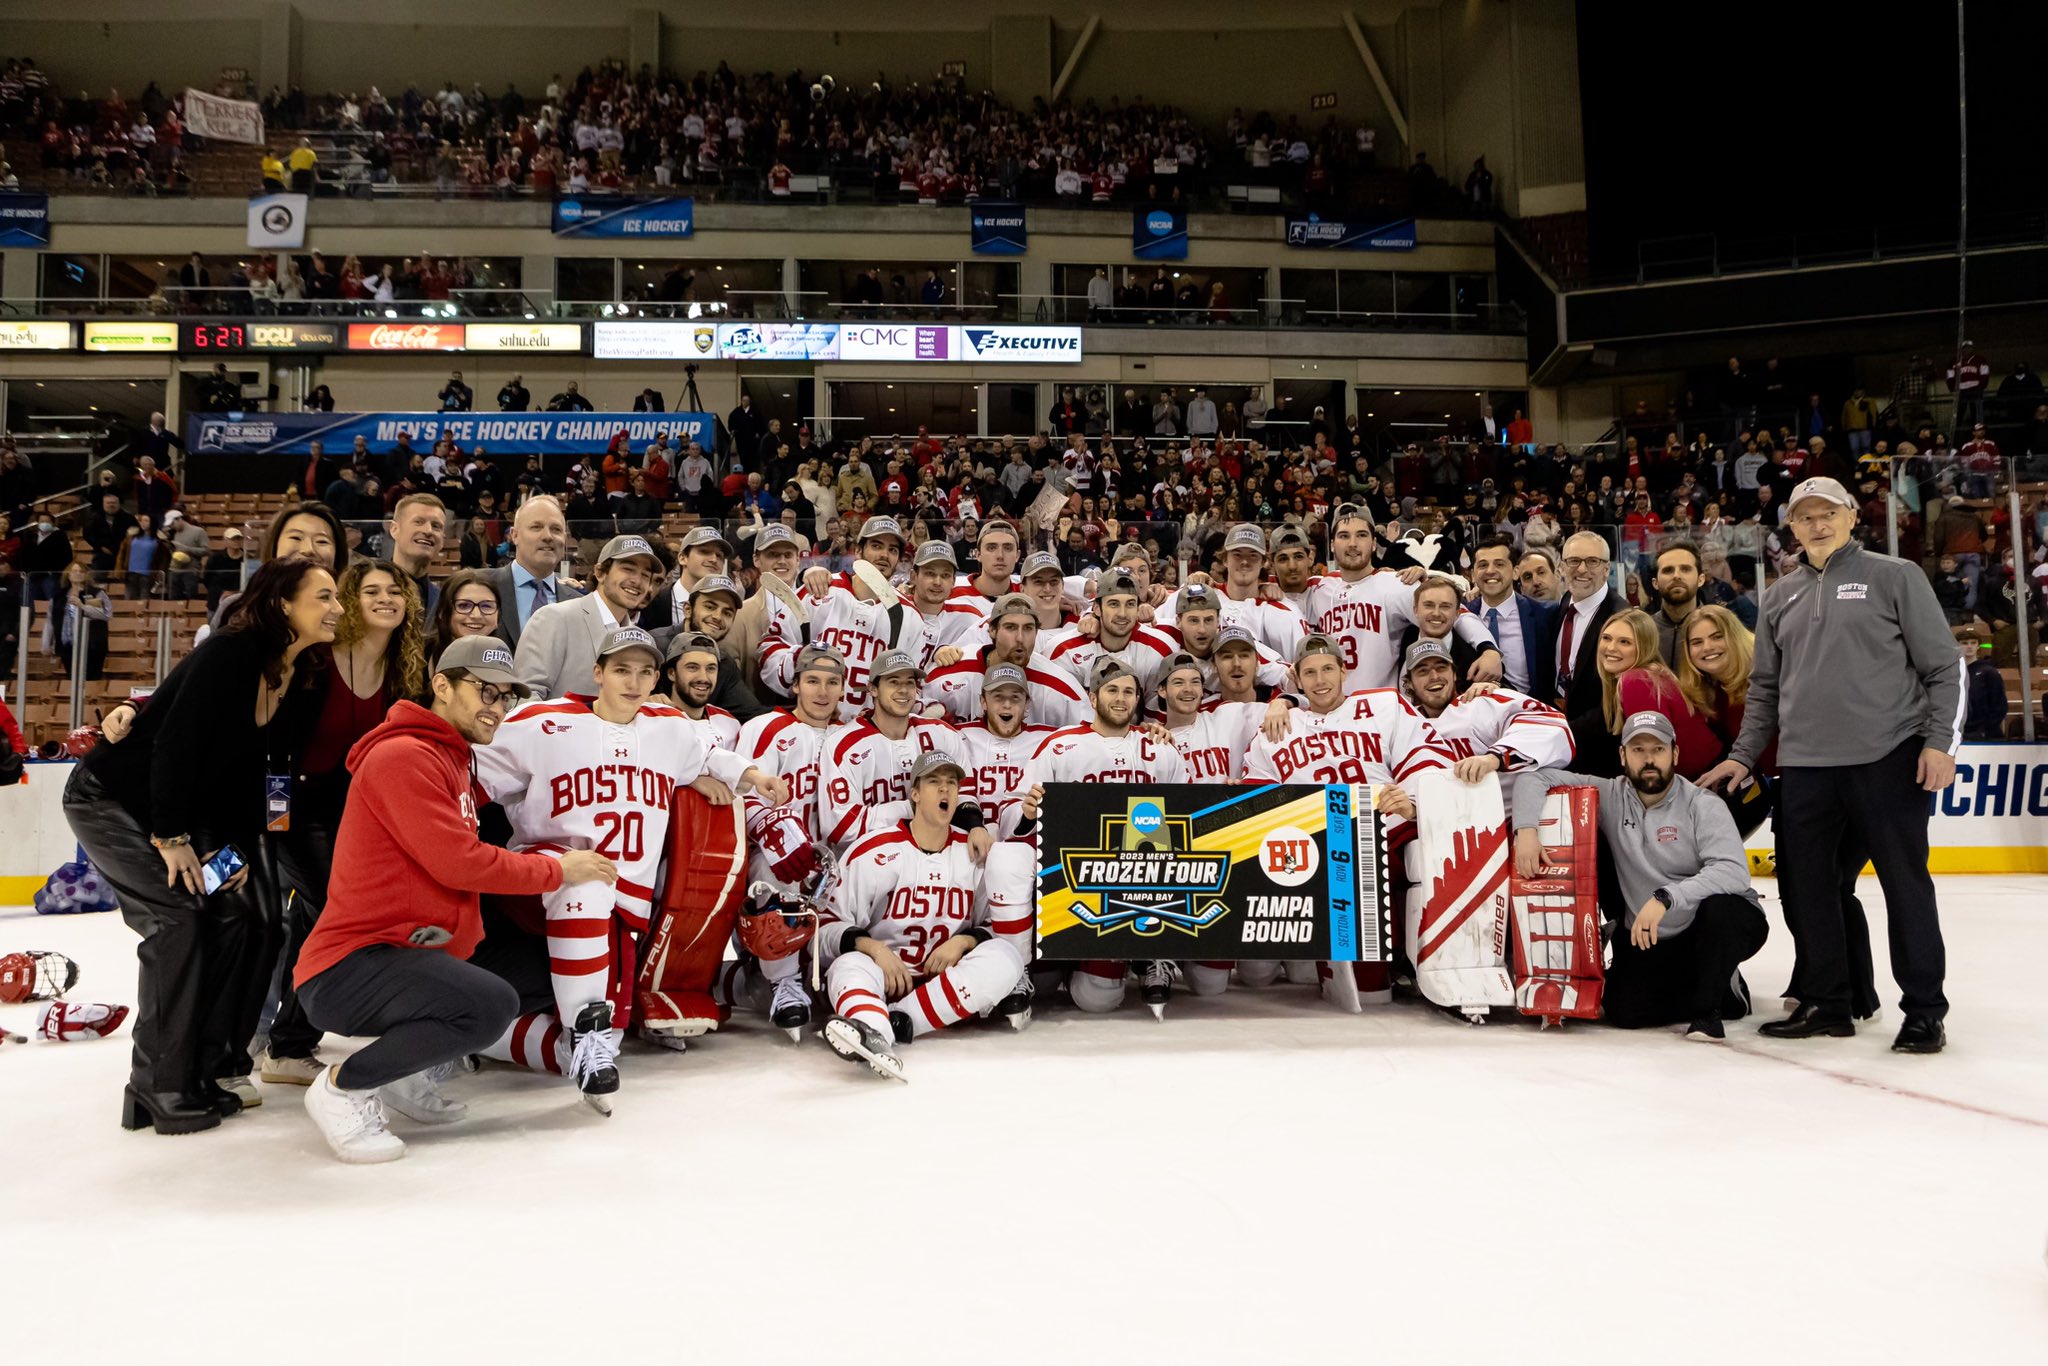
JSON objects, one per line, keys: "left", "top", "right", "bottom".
{"left": 0, "top": 876, "right": 49, "bottom": 902}
{"left": 1744, "top": 847, "right": 2048, "bottom": 875}
{"left": 1038, "top": 792, "right": 1332, "bottom": 938}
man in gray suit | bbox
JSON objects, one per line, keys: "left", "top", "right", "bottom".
{"left": 485, "top": 495, "right": 583, "bottom": 649}
{"left": 514, "top": 534, "right": 661, "bottom": 698}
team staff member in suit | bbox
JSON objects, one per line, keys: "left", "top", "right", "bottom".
{"left": 1552, "top": 530, "right": 1626, "bottom": 721}
{"left": 483, "top": 495, "right": 581, "bottom": 650}
{"left": 638, "top": 525, "right": 733, "bottom": 632}
{"left": 62, "top": 558, "right": 337, "bottom": 1134}
{"left": 514, "top": 534, "right": 660, "bottom": 698}
{"left": 1702, "top": 477, "right": 1962, "bottom": 1052}
{"left": 1465, "top": 535, "right": 1560, "bottom": 698}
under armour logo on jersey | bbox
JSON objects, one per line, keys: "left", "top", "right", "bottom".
{"left": 541, "top": 719, "right": 570, "bottom": 734}
{"left": 564, "top": 901, "right": 583, "bottom": 914}
{"left": 614, "top": 747, "right": 629, "bottom": 758}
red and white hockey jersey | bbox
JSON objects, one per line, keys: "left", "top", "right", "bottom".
{"left": 819, "top": 713, "right": 966, "bottom": 848}
{"left": 752, "top": 587, "right": 812, "bottom": 701}
{"left": 1169, "top": 701, "right": 1265, "bottom": 782}
{"left": 1243, "top": 689, "right": 1453, "bottom": 842}
{"left": 816, "top": 823, "right": 987, "bottom": 973}
{"left": 735, "top": 708, "right": 835, "bottom": 843}
{"left": 954, "top": 720, "right": 1055, "bottom": 838}
{"left": 1424, "top": 689, "right": 1574, "bottom": 771}
{"left": 889, "top": 601, "right": 985, "bottom": 673}
{"left": 924, "top": 649, "right": 1091, "bottom": 728}
{"left": 1215, "top": 588, "right": 1307, "bottom": 658}
{"left": 477, "top": 697, "right": 754, "bottom": 926}
{"left": 1301, "top": 572, "right": 1498, "bottom": 693}
{"left": 1024, "top": 724, "right": 1190, "bottom": 785}
{"left": 680, "top": 703, "right": 741, "bottom": 752}
{"left": 767, "top": 581, "right": 892, "bottom": 721}
{"left": 1046, "top": 626, "right": 1180, "bottom": 696}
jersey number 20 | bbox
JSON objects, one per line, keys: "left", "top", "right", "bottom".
{"left": 594, "top": 810, "right": 645, "bottom": 862}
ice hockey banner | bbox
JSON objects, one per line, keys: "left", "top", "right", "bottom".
{"left": 1283, "top": 215, "right": 1418, "bottom": 251}
{"left": 184, "top": 89, "right": 266, "bottom": 145}
{"left": 187, "top": 410, "right": 718, "bottom": 457}
{"left": 552, "top": 195, "right": 694, "bottom": 237}
{"left": 969, "top": 201, "right": 1027, "bottom": 255}
{"left": 1132, "top": 206, "right": 1188, "bottom": 260}
{"left": 1035, "top": 784, "right": 1390, "bottom": 961}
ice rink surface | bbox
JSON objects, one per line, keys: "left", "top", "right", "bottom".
{"left": 3, "top": 875, "right": 2045, "bottom": 1364}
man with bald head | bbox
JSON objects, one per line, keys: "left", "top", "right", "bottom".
{"left": 484, "top": 494, "right": 583, "bottom": 649}
{"left": 1551, "top": 529, "right": 1625, "bottom": 721}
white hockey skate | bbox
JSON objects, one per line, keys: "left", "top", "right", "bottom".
{"left": 822, "top": 1015, "right": 907, "bottom": 1082}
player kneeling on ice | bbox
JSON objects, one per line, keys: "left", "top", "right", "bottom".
{"left": 292, "top": 638, "right": 621, "bottom": 1162}
{"left": 819, "top": 752, "right": 1033, "bottom": 1080}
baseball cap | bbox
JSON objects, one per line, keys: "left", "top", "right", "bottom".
{"left": 794, "top": 645, "right": 846, "bottom": 680}
{"left": 1161, "top": 650, "right": 1205, "bottom": 683}
{"left": 1268, "top": 524, "right": 1312, "bottom": 555}
{"left": 1175, "top": 583, "right": 1220, "bottom": 617}
{"left": 1020, "top": 551, "right": 1063, "bottom": 579}
{"left": 1088, "top": 657, "right": 1138, "bottom": 691}
{"left": 664, "top": 630, "right": 720, "bottom": 665}
{"left": 754, "top": 523, "right": 801, "bottom": 553}
{"left": 679, "top": 525, "right": 732, "bottom": 556}
{"left": 991, "top": 591, "right": 1038, "bottom": 622}
{"left": 1111, "top": 542, "right": 1150, "bottom": 567}
{"left": 869, "top": 648, "right": 922, "bottom": 682}
{"left": 1787, "top": 476, "right": 1856, "bottom": 512}
{"left": 1214, "top": 625, "right": 1258, "bottom": 655}
{"left": 978, "top": 519, "right": 1019, "bottom": 544}
{"left": 692, "top": 574, "right": 742, "bottom": 606}
{"left": 859, "top": 515, "right": 906, "bottom": 545}
{"left": 1097, "top": 569, "right": 1140, "bottom": 601}
{"left": 1621, "top": 710, "right": 1677, "bottom": 745}
{"left": 224, "top": 528, "right": 244, "bottom": 540}
{"left": 913, "top": 540, "right": 958, "bottom": 569}
{"left": 436, "top": 635, "right": 526, "bottom": 693}
{"left": 1403, "top": 638, "right": 1454, "bottom": 676}
{"left": 596, "top": 626, "right": 662, "bottom": 665}
{"left": 984, "top": 662, "right": 1030, "bottom": 694}
{"left": 908, "top": 750, "right": 966, "bottom": 785}
{"left": 599, "top": 534, "right": 661, "bottom": 567}
{"left": 1294, "top": 633, "right": 1344, "bottom": 666}
{"left": 1223, "top": 523, "right": 1267, "bottom": 555}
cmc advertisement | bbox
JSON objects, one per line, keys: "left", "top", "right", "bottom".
{"left": 1035, "top": 784, "right": 1391, "bottom": 961}
{"left": 590, "top": 320, "right": 1081, "bottom": 362}
{"left": 187, "top": 410, "right": 718, "bottom": 457}
{"left": 1284, "top": 215, "right": 1418, "bottom": 251}
{"left": 1132, "top": 205, "right": 1189, "bottom": 260}
{"left": 551, "top": 195, "right": 695, "bottom": 237}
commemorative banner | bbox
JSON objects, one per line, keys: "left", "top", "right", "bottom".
{"left": 1283, "top": 215, "right": 1418, "bottom": 251}
{"left": 969, "top": 201, "right": 1028, "bottom": 255}
{"left": 1132, "top": 205, "right": 1189, "bottom": 260}
{"left": 186, "top": 410, "right": 718, "bottom": 457}
{"left": 0, "top": 192, "right": 51, "bottom": 247}
{"left": 183, "top": 89, "right": 265, "bottom": 145}
{"left": 1035, "top": 783, "right": 1390, "bottom": 962}
{"left": 552, "top": 195, "right": 695, "bottom": 238}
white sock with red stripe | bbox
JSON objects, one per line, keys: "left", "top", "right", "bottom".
{"left": 546, "top": 878, "right": 619, "bottom": 1026}
{"left": 824, "top": 954, "right": 894, "bottom": 1034}
{"left": 982, "top": 841, "right": 1039, "bottom": 963}
{"left": 901, "top": 940, "right": 1024, "bottom": 1038}
{"left": 481, "top": 1010, "right": 567, "bottom": 1075}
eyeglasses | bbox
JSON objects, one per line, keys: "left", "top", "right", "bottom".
{"left": 465, "top": 678, "right": 512, "bottom": 711}
{"left": 452, "top": 599, "right": 499, "bottom": 615}
{"left": 1561, "top": 556, "right": 1609, "bottom": 570}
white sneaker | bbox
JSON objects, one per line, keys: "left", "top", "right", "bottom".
{"left": 258, "top": 1052, "right": 324, "bottom": 1086}
{"left": 219, "top": 1075, "right": 262, "bottom": 1107}
{"left": 305, "top": 1070, "right": 406, "bottom": 1163}
{"left": 379, "top": 1070, "right": 467, "bottom": 1125}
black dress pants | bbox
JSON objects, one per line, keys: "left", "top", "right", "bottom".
{"left": 1604, "top": 893, "right": 1770, "bottom": 1029}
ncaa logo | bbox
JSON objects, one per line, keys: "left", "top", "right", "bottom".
{"left": 1260, "top": 824, "right": 1318, "bottom": 887}
{"left": 1145, "top": 210, "right": 1175, "bottom": 236}
{"left": 1129, "top": 801, "right": 1164, "bottom": 837}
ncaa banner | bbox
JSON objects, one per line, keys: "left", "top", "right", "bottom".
{"left": 969, "top": 201, "right": 1028, "bottom": 255}
{"left": 248, "top": 192, "right": 309, "bottom": 248}
{"left": 1283, "top": 215, "right": 1417, "bottom": 251}
{"left": 0, "top": 193, "right": 50, "bottom": 247}
{"left": 188, "top": 410, "right": 718, "bottom": 457}
{"left": 552, "top": 195, "right": 695, "bottom": 237}
{"left": 183, "top": 89, "right": 266, "bottom": 145}
{"left": 1132, "top": 205, "right": 1188, "bottom": 260}
{"left": 1035, "top": 783, "right": 1390, "bottom": 961}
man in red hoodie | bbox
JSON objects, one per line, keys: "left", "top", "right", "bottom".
{"left": 294, "top": 636, "right": 618, "bottom": 1163}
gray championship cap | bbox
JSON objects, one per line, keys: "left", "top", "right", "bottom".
{"left": 664, "top": 630, "right": 722, "bottom": 665}
{"left": 859, "top": 515, "right": 906, "bottom": 545}
{"left": 754, "top": 522, "right": 801, "bottom": 554}
{"left": 1214, "top": 624, "right": 1258, "bottom": 655}
{"left": 1787, "top": 476, "right": 1856, "bottom": 512}
{"left": 1089, "top": 656, "right": 1138, "bottom": 691}
{"left": 794, "top": 644, "right": 847, "bottom": 680}
{"left": 991, "top": 591, "right": 1039, "bottom": 622}
{"left": 1096, "top": 568, "right": 1141, "bottom": 601}
{"left": 692, "top": 574, "right": 742, "bottom": 606}
{"left": 599, "top": 534, "right": 662, "bottom": 567}
{"left": 913, "top": 540, "right": 958, "bottom": 569}
{"left": 1294, "top": 633, "right": 1345, "bottom": 667}
{"left": 870, "top": 648, "right": 923, "bottom": 682}
{"left": 678, "top": 524, "right": 733, "bottom": 556}
{"left": 596, "top": 625, "right": 663, "bottom": 665}
{"left": 1175, "top": 583, "right": 1221, "bottom": 617}
{"left": 908, "top": 750, "right": 967, "bottom": 785}
{"left": 1402, "top": 638, "right": 1454, "bottom": 676}
{"left": 1268, "top": 523, "right": 1313, "bottom": 555}
{"left": 436, "top": 635, "right": 527, "bottom": 693}
{"left": 1223, "top": 523, "right": 1268, "bottom": 556}
{"left": 1161, "top": 650, "right": 1206, "bottom": 684}
{"left": 1621, "top": 710, "right": 1677, "bottom": 745}
{"left": 1020, "top": 550, "right": 1063, "bottom": 579}
{"left": 983, "top": 662, "right": 1030, "bottom": 694}
{"left": 1111, "top": 541, "right": 1150, "bottom": 568}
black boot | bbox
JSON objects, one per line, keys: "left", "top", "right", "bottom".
{"left": 121, "top": 1086, "right": 222, "bottom": 1135}
{"left": 193, "top": 1079, "right": 244, "bottom": 1117}
{"left": 1758, "top": 1003, "right": 1854, "bottom": 1039}
{"left": 1891, "top": 1015, "right": 1946, "bottom": 1054}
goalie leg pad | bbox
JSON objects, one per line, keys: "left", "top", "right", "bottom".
{"left": 1509, "top": 786, "right": 1604, "bottom": 1021}
{"left": 637, "top": 791, "right": 749, "bottom": 1037}
{"left": 1404, "top": 771, "right": 1515, "bottom": 1011}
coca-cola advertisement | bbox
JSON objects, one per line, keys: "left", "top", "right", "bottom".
{"left": 346, "top": 322, "right": 467, "bottom": 351}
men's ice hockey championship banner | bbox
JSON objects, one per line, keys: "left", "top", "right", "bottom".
{"left": 1035, "top": 785, "right": 1389, "bottom": 961}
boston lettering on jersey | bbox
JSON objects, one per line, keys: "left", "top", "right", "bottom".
{"left": 1318, "top": 599, "right": 1385, "bottom": 636}
{"left": 547, "top": 764, "right": 677, "bottom": 816}
{"left": 884, "top": 885, "right": 976, "bottom": 923}
{"left": 1181, "top": 743, "right": 1236, "bottom": 781}
{"left": 1271, "top": 729, "right": 1386, "bottom": 782}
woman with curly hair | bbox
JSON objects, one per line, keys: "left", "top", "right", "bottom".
{"left": 257, "top": 558, "right": 426, "bottom": 1085}
{"left": 1569, "top": 607, "right": 1719, "bottom": 779}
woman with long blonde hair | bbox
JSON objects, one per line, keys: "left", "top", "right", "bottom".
{"left": 1569, "top": 608, "right": 1718, "bottom": 778}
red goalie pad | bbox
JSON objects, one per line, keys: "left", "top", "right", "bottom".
{"left": 636, "top": 790, "right": 749, "bottom": 1038}
{"left": 1509, "top": 786, "right": 1604, "bottom": 1022}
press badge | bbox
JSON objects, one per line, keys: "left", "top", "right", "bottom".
{"left": 265, "top": 773, "right": 293, "bottom": 833}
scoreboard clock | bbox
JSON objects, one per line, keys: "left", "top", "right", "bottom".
{"left": 181, "top": 321, "right": 343, "bottom": 352}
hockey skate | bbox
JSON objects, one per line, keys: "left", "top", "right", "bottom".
{"left": 769, "top": 975, "right": 813, "bottom": 1042}
{"left": 822, "top": 1014, "right": 907, "bottom": 1082}
{"left": 988, "top": 977, "right": 1034, "bottom": 1031}
{"left": 1137, "top": 960, "right": 1173, "bottom": 1019}
{"left": 568, "top": 1001, "right": 620, "bottom": 1116}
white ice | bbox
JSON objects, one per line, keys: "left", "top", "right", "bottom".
{"left": 3, "top": 876, "right": 2046, "bottom": 1364}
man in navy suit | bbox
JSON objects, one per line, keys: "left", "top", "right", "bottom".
{"left": 1464, "top": 536, "right": 1563, "bottom": 700}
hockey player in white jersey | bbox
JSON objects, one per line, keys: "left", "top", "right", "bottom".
{"left": 1161, "top": 651, "right": 1266, "bottom": 782}
{"left": 1300, "top": 504, "right": 1502, "bottom": 692}
{"left": 1019, "top": 550, "right": 1081, "bottom": 652}
{"left": 1211, "top": 522, "right": 1310, "bottom": 656}
{"left": 475, "top": 627, "right": 785, "bottom": 1110}
{"left": 659, "top": 630, "right": 741, "bottom": 749}
{"left": 1399, "top": 638, "right": 1574, "bottom": 779}
{"left": 1018, "top": 657, "right": 1190, "bottom": 1016}
{"left": 819, "top": 751, "right": 1033, "bottom": 1080}
{"left": 1267, "top": 523, "right": 1321, "bottom": 617}
{"left": 892, "top": 540, "right": 984, "bottom": 670}
{"left": 820, "top": 649, "right": 970, "bottom": 848}
{"left": 732, "top": 645, "right": 848, "bottom": 1036}
{"left": 953, "top": 663, "right": 1053, "bottom": 839}
{"left": 1164, "top": 586, "right": 1294, "bottom": 701}
{"left": 947, "top": 518, "right": 1022, "bottom": 620}
{"left": 769, "top": 515, "right": 906, "bottom": 718}
{"left": 924, "top": 592, "right": 1091, "bottom": 726}
{"left": 1046, "top": 567, "right": 1179, "bottom": 694}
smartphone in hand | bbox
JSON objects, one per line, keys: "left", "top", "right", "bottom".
{"left": 200, "top": 845, "right": 247, "bottom": 896}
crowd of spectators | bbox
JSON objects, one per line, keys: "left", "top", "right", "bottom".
{"left": 146, "top": 250, "right": 510, "bottom": 315}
